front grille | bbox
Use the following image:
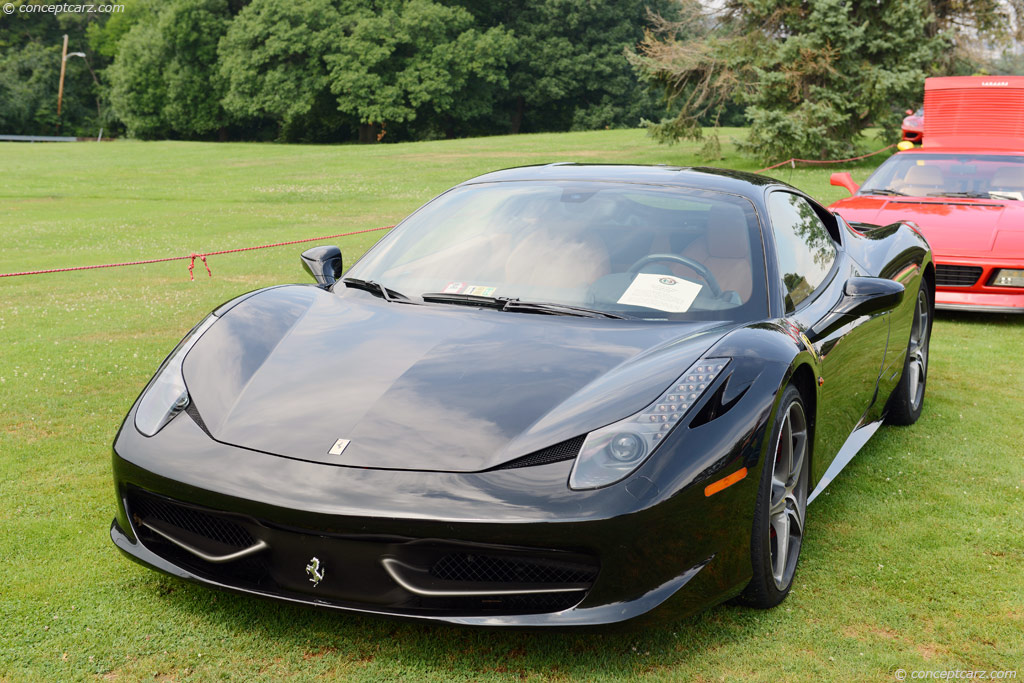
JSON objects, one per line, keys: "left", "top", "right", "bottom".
{"left": 430, "top": 552, "right": 598, "bottom": 586}
{"left": 124, "top": 489, "right": 599, "bottom": 616}
{"left": 492, "top": 435, "right": 585, "bottom": 470}
{"left": 130, "top": 491, "right": 255, "bottom": 549}
{"left": 936, "top": 264, "right": 983, "bottom": 287}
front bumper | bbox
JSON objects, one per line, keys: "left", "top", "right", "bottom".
{"left": 936, "top": 289, "right": 1024, "bottom": 313}
{"left": 110, "top": 401, "right": 760, "bottom": 626}
{"left": 935, "top": 258, "right": 1024, "bottom": 313}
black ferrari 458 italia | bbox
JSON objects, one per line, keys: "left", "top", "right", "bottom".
{"left": 111, "top": 164, "right": 934, "bottom": 626}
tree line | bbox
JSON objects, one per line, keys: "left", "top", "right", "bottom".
{"left": 1, "top": 0, "right": 1020, "bottom": 159}
{"left": 0, "top": 0, "right": 679, "bottom": 142}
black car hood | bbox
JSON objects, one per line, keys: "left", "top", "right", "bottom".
{"left": 182, "top": 285, "right": 732, "bottom": 472}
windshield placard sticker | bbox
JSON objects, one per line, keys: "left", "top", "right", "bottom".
{"left": 442, "top": 281, "right": 466, "bottom": 293}
{"left": 464, "top": 285, "right": 496, "bottom": 296}
{"left": 617, "top": 274, "right": 702, "bottom": 312}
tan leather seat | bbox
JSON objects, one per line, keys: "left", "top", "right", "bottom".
{"left": 504, "top": 229, "right": 610, "bottom": 288}
{"left": 898, "top": 166, "right": 944, "bottom": 197}
{"left": 679, "top": 204, "right": 753, "bottom": 301}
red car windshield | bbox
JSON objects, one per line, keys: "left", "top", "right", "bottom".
{"left": 860, "top": 154, "right": 1024, "bottom": 200}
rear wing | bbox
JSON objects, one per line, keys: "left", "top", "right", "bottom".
{"left": 923, "top": 76, "right": 1024, "bottom": 151}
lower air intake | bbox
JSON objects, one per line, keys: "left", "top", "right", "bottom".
{"left": 936, "top": 264, "right": 982, "bottom": 287}
{"left": 130, "top": 490, "right": 256, "bottom": 550}
{"left": 430, "top": 552, "right": 598, "bottom": 586}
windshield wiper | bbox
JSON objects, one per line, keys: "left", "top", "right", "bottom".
{"left": 502, "top": 300, "right": 626, "bottom": 319}
{"left": 927, "top": 191, "right": 997, "bottom": 199}
{"left": 342, "top": 278, "right": 410, "bottom": 302}
{"left": 421, "top": 292, "right": 507, "bottom": 308}
{"left": 861, "top": 188, "right": 907, "bottom": 196}
{"left": 421, "top": 292, "right": 625, "bottom": 319}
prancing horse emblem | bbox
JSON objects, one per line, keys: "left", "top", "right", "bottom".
{"left": 305, "top": 557, "right": 325, "bottom": 587}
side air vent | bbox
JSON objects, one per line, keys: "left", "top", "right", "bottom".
{"left": 185, "top": 400, "right": 213, "bottom": 437}
{"left": 491, "top": 435, "right": 585, "bottom": 470}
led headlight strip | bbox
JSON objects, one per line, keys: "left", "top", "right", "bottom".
{"left": 569, "top": 358, "right": 729, "bottom": 490}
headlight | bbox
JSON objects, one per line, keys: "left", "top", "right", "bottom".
{"left": 134, "top": 315, "right": 218, "bottom": 436}
{"left": 991, "top": 269, "right": 1024, "bottom": 288}
{"left": 569, "top": 358, "right": 729, "bottom": 490}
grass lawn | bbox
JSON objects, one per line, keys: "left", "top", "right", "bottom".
{"left": 1, "top": 128, "right": 1021, "bottom": 682}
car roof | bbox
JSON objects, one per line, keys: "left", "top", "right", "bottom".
{"left": 458, "top": 163, "right": 780, "bottom": 197}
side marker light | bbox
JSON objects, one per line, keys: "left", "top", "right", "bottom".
{"left": 704, "top": 467, "right": 748, "bottom": 497}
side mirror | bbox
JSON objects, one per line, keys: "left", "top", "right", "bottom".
{"left": 834, "top": 277, "right": 904, "bottom": 318}
{"left": 300, "top": 245, "right": 343, "bottom": 288}
{"left": 830, "top": 172, "right": 860, "bottom": 196}
{"left": 905, "top": 109, "right": 914, "bottom": 116}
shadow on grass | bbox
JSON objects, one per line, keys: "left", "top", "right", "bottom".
{"left": 935, "top": 310, "right": 1023, "bottom": 326}
{"left": 141, "top": 574, "right": 769, "bottom": 676}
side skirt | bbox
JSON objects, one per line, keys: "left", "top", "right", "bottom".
{"left": 807, "top": 419, "right": 883, "bottom": 504}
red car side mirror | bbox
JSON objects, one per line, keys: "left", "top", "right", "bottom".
{"left": 830, "top": 172, "right": 860, "bottom": 196}
{"left": 905, "top": 109, "right": 914, "bottom": 116}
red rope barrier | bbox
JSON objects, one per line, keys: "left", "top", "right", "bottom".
{"left": 0, "top": 225, "right": 393, "bottom": 280}
{"left": 754, "top": 142, "right": 898, "bottom": 174}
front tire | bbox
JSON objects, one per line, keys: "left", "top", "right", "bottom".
{"left": 737, "top": 384, "right": 809, "bottom": 609}
{"left": 886, "top": 284, "right": 931, "bottom": 426}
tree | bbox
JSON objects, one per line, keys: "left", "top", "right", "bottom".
{"left": 631, "top": 0, "right": 948, "bottom": 163}
{"left": 453, "top": 0, "right": 678, "bottom": 134}
{"left": 0, "top": 42, "right": 61, "bottom": 134}
{"left": 326, "top": 0, "right": 514, "bottom": 140}
{"left": 107, "top": 0, "right": 232, "bottom": 138}
{"left": 0, "top": 3, "right": 106, "bottom": 135}
{"left": 86, "top": 0, "right": 146, "bottom": 59}
{"left": 218, "top": 0, "right": 350, "bottom": 141}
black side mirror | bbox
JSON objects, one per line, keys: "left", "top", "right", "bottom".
{"left": 300, "top": 245, "right": 343, "bottom": 288}
{"left": 835, "top": 277, "right": 904, "bottom": 317}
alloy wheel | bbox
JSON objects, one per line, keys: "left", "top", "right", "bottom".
{"left": 906, "top": 288, "right": 930, "bottom": 411}
{"left": 768, "top": 400, "right": 808, "bottom": 590}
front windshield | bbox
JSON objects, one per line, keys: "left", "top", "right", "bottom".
{"left": 860, "top": 153, "right": 1024, "bottom": 200}
{"left": 345, "top": 180, "right": 768, "bottom": 321}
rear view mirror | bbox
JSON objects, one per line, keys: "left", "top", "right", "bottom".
{"left": 835, "top": 277, "right": 904, "bottom": 318}
{"left": 830, "top": 172, "right": 860, "bottom": 196}
{"left": 300, "top": 245, "right": 343, "bottom": 288}
{"left": 905, "top": 109, "right": 914, "bottom": 116}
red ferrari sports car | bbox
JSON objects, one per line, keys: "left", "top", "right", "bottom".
{"left": 831, "top": 76, "right": 1024, "bottom": 313}
{"left": 902, "top": 108, "right": 924, "bottom": 143}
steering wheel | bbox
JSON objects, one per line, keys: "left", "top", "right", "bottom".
{"left": 626, "top": 253, "right": 722, "bottom": 298}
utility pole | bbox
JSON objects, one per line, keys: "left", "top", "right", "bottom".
{"left": 57, "top": 34, "right": 69, "bottom": 129}
{"left": 56, "top": 35, "right": 87, "bottom": 133}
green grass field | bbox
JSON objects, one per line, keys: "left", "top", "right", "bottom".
{"left": 1, "top": 129, "right": 1022, "bottom": 682}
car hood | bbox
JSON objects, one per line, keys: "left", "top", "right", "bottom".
{"left": 831, "top": 196, "right": 1024, "bottom": 256}
{"left": 182, "top": 285, "right": 733, "bottom": 472}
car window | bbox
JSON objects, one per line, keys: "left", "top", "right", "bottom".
{"left": 345, "top": 181, "right": 769, "bottom": 322}
{"left": 858, "top": 153, "right": 1024, "bottom": 199}
{"left": 768, "top": 192, "right": 837, "bottom": 312}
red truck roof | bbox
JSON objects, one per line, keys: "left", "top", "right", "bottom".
{"left": 923, "top": 76, "right": 1024, "bottom": 152}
